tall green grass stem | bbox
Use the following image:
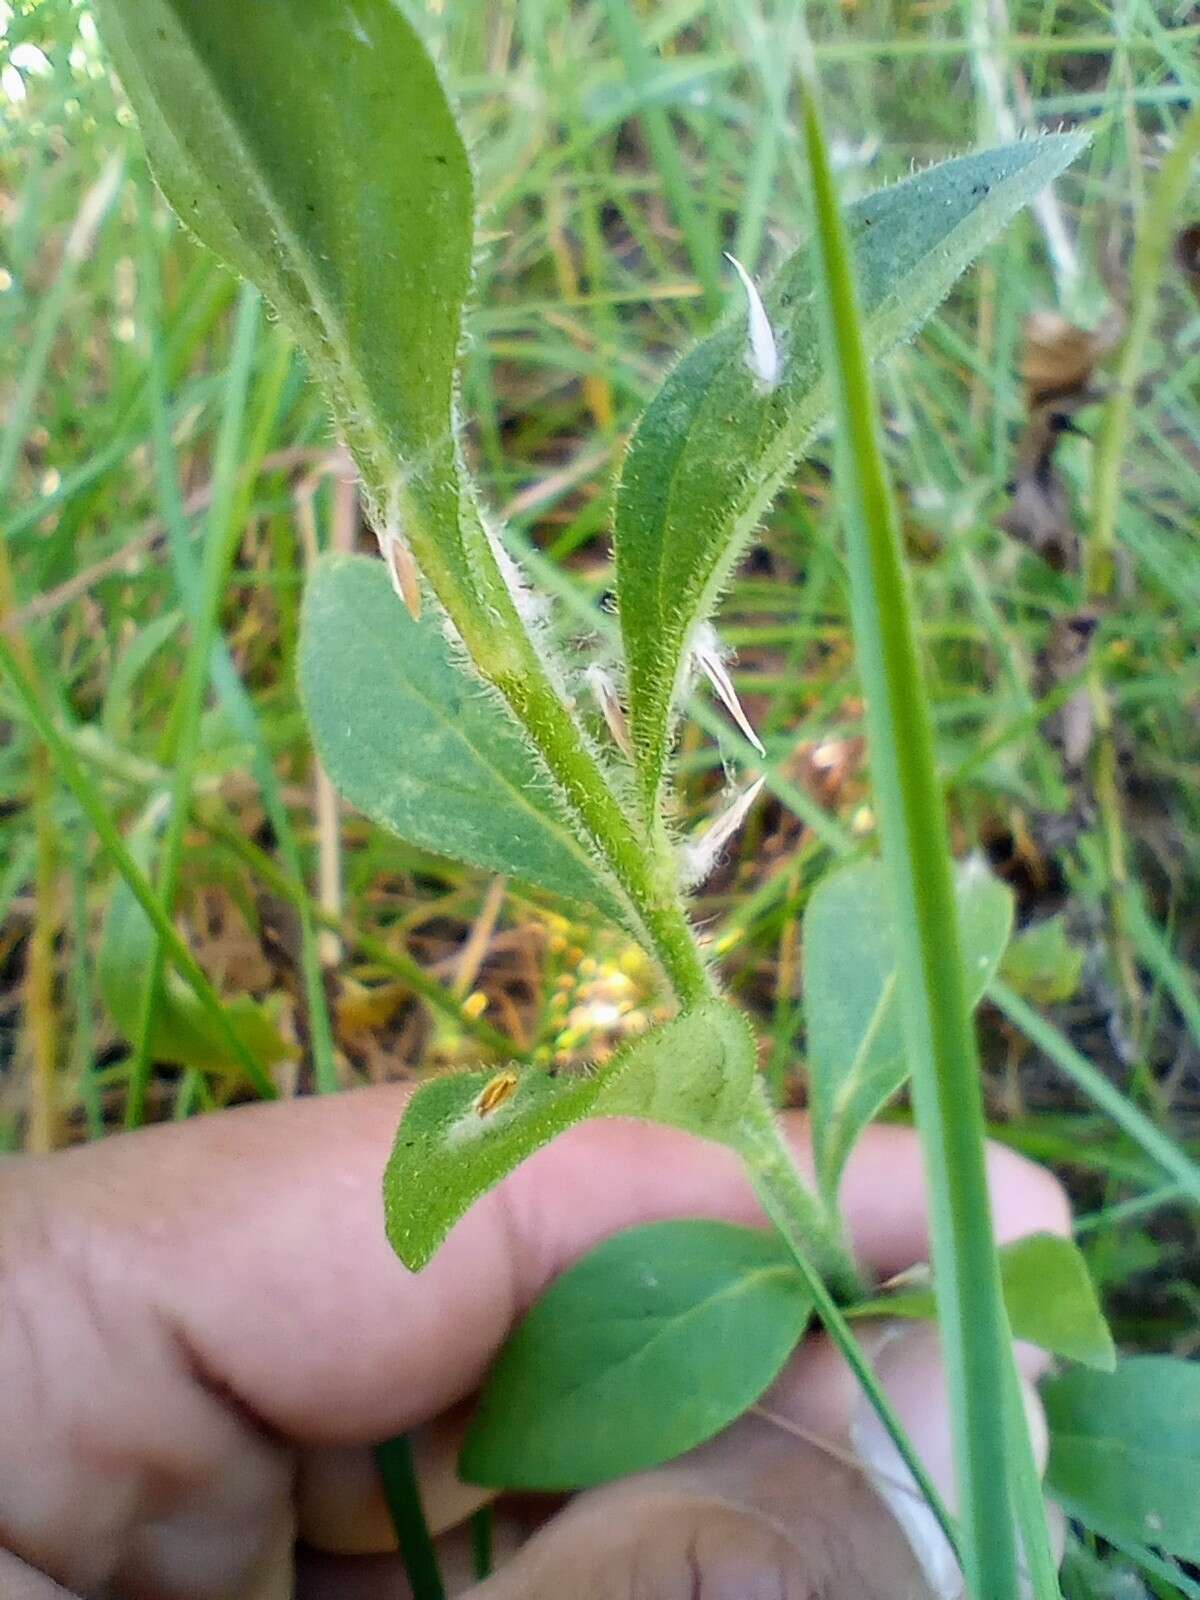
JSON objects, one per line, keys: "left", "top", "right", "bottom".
{"left": 374, "top": 1434, "right": 447, "bottom": 1600}
{"left": 798, "top": 67, "right": 1038, "bottom": 1598}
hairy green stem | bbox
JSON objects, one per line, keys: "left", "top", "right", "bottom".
{"left": 738, "top": 1080, "right": 962, "bottom": 1562}
{"left": 734, "top": 1083, "right": 862, "bottom": 1301}
{"left": 341, "top": 411, "right": 712, "bottom": 1007}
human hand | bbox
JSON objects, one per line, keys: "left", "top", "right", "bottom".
{"left": 0, "top": 1085, "right": 1068, "bottom": 1599}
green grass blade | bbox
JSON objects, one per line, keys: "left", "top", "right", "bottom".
{"left": 600, "top": 0, "right": 721, "bottom": 311}
{"left": 137, "top": 193, "right": 339, "bottom": 1096}
{"left": 0, "top": 633, "right": 277, "bottom": 1100}
{"left": 0, "top": 156, "right": 123, "bottom": 504}
{"left": 126, "top": 285, "right": 262, "bottom": 1128}
{"left": 989, "top": 978, "right": 1200, "bottom": 1208}
{"left": 374, "top": 1435, "right": 446, "bottom": 1600}
{"left": 798, "top": 69, "right": 1050, "bottom": 1600}
{"left": 1088, "top": 102, "right": 1200, "bottom": 596}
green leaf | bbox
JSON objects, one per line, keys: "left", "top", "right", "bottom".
{"left": 97, "top": 825, "right": 295, "bottom": 1077}
{"left": 299, "top": 553, "right": 631, "bottom": 926}
{"left": 806, "top": 856, "right": 1013, "bottom": 1200}
{"left": 997, "top": 1234, "right": 1114, "bottom": 1370}
{"left": 1043, "top": 1357, "right": 1200, "bottom": 1558}
{"left": 1001, "top": 915, "right": 1085, "bottom": 1006}
{"left": 384, "top": 1002, "right": 755, "bottom": 1269}
{"left": 91, "top": 0, "right": 487, "bottom": 617}
{"left": 460, "top": 1219, "right": 813, "bottom": 1488}
{"left": 851, "top": 1233, "right": 1115, "bottom": 1371}
{"left": 615, "top": 134, "right": 1088, "bottom": 814}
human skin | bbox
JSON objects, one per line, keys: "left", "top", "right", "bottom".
{"left": 0, "top": 1085, "right": 1070, "bottom": 1599}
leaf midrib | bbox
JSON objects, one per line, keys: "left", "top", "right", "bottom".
{"left": 539, "top": 1261, "right": 806, "bottom": 1412}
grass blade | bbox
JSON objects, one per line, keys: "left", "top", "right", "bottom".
{"left": 137, "top": 192, "right": 339, "bottom": 1096}
{"left": 374, "top": 1434, "right": 446, "bottom": 1600}
{"left": 126, "top": 284, "right": 262, "bottom": 1127}
{"left": 797, "top": 64, "right": 1051, "bottom": 1599}
{"left": 989, "top": 978, "right": 1200, "bottom": 1208}
{"left": 0, "top": 633, "right": 277, "bottom": 1100}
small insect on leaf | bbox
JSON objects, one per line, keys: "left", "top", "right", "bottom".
{"left": 384, "top": 529, "right": 423, "bottom": 621}
{"left": 476, "top": 1069, "right": 519, "bottom": 1117}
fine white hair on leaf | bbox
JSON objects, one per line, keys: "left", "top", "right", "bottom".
{"left": 680, "top": 776, "right": 766, "bottom": 889}
{"left": 692, "top": 622, "right": 766, "bottom": 756}
{"left": 724, "top": 251, "right": 781, "bottom": 393}
{"left": 585, "top": 664, "right": 634, "bottom": 761}
{"left": 382, "top": 527, "right": 422, "bottom": 621}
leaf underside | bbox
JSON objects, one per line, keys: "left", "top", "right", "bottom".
{"left": 91, "top": 0, "right": 478, "bottom": 577}
{"left": 805, "top": 856, "right": 1014, "bottom": 1200}
{"left": 299, "top": 553, "right": 632, "bottom": 926}
{"left": 615, "top": 133, "right": 1089, "bottom": 815}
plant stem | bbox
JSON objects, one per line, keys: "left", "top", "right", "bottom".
{"left": 353, "top": 444, "right": 712, "bottom": 1007}
{"left": 734, "top": 1083, "right": 861, "bottom": 1300}
{"left": 374, "top": 1435, "right": 446, "bottom": 1600}
{"left": 28, "top": 751, "right": 60, "bottom": 1152}
{"left": 0, "top": 535, "right": 61, "bottom": 1152}
{"left": 798, "top": 67, "right": 1033, "bottom": 1599}
{"left": 738, "top": 1086, "right": 962, "bottom": 1563}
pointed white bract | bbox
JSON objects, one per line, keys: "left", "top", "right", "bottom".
{"left": 381, "top": 526, "right": 422, "bottom": 621}
{"left": 585, "top": 664, "right": 634, "bottom": 761}
{"left": 680, "top": 776, "right": 766, "bottom": 888}
{"left": 724, "top": 251, "right": 781, "bottom": 393}
{"left": 692, "top": 622, "right": 765, "bottom": 756}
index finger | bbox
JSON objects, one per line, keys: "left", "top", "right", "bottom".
{"left": 4, "top": 1083, "right": 1068, "bottom": 1445}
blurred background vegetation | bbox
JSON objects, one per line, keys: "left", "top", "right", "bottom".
{"left": 2, "top": 2, "right": 1199, "bottom": 1582}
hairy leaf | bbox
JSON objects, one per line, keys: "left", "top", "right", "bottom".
{"left": 1043, "top": 1357, "right": 1200, "bottom": 1558}
{"left": 91, "top": 0, "right": 493, "bottom": 621}
{"left": 300, "top": 554, "right": 630, "bottom": 925}
{"left": 384, "top": 1002, "right": 755, "bottom": 1269}
{"left": 851, "top": 1233, "right": 1115, "bottom": 1371}
{"left": 806, "top": 856, "right": 1013, "bottom": 1200}
{"left": 615, "top": 134, "right": 1088, "bottom": 813}
{"left": 460, "top": 1219, "right": 813, "bottom": 1488}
